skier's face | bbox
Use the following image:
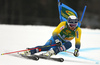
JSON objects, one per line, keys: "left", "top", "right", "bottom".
{"left": 68, "top": 20, "right": 78, "bottom": 31}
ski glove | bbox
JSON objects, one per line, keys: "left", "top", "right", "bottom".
{"left": 55, "top": 39, "right": 62, "bottom": 46}
{"left": 74, "top": 48, "right": 79, "bottom": 57}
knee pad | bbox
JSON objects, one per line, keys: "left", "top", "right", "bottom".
{"left": 64, "top": 42, "right": 72, "bottom": 49}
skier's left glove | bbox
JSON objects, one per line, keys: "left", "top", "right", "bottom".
{"left": 55, "top": 39, "right": 62, "bottom": 46}
{"left": 74, "top": 48, "right": 79, "bottom": 57}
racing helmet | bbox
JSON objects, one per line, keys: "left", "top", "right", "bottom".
{"left": 67, "top": 15, "right": 78, "bottom": 27}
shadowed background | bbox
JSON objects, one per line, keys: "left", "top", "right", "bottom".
{"left": 0, "top": 0, "right": 100, "bottom": 29}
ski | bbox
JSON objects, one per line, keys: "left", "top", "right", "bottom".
{"left": 18, "top": 54, "right": 39, "bottom": 61}
{"left": 35, "top": 54, "right": 64, "bottom": 62}
{"left": 18, "top": 54, "right": 64, "bottom": 62}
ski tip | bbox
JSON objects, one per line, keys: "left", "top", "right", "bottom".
{"left": 1, "top": 53, "right": 4, "bottom": 55}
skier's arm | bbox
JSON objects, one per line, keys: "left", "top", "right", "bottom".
{"left": 52, "top": 22, "right": 66, "bottom": 46}
{"left": 75, "top": 27, "right": 81, "bottom": 49}
{"left": 74, "top": 27, "right": 81, "bottom": 57}
{"left": 52, "top": 21, "right": 66, "bottom": 40}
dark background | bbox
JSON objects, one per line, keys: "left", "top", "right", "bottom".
{"left": 0, "top": 0, "right": 100, "bottom": 29}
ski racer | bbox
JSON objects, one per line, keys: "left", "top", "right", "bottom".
{"left": 22, "top": 15, "right": 81, "bottom": 57}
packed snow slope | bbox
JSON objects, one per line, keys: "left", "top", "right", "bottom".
{"left": 0, "top": 24, "right": 100, "bottom": 65}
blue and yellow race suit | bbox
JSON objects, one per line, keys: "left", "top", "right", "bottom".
{"left": 30, "top": 21, "right": 81, "bottom": 55}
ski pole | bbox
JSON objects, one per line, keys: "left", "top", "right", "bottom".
{"left": 64, "top": 50, "right": 74, "bottom": 54}
{"left": 64, "top": 51, "right": 100, "bottom": 64}
{"left": 1, "top": 44, "right": 56, "bottom": 55}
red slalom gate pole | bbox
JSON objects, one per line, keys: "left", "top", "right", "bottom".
{"left": 1, "top": 44, "right": 56, "bottom": 55}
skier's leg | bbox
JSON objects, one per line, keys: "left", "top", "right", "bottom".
{"left": 30, "top": 36, "right": 56, "bottom": 55}
{"left": 42, "top": 41, "right": 72, "bottom": 57}
{"left": 42, "top": 41, "right": 72, "bottom": 56}
{"left": 53, "top": 41, "right": 72, "bottom": 54}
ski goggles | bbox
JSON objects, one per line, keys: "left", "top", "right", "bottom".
{"left": 68, "top": 18, "right": 78, "bottom": 23}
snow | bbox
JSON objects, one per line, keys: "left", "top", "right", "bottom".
{"left": 0, "top": 24, "right": 100, "bottom": 65}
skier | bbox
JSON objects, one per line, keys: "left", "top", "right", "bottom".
{"left": 22, "top": 15, "right": 81, "bottom": 57}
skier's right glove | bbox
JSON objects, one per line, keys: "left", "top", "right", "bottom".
{"left": 73, "top": 48, "right": 79, "bottom": 57}
{"left": 55, "top": 39, "right": 62, "bottom": 46}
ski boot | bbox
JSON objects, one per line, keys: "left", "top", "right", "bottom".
{"left": 18, "top": 50, "right": 31, "bottom": 56}
{"left": 41, "top": 49, "right": 55, "bottom": 58}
